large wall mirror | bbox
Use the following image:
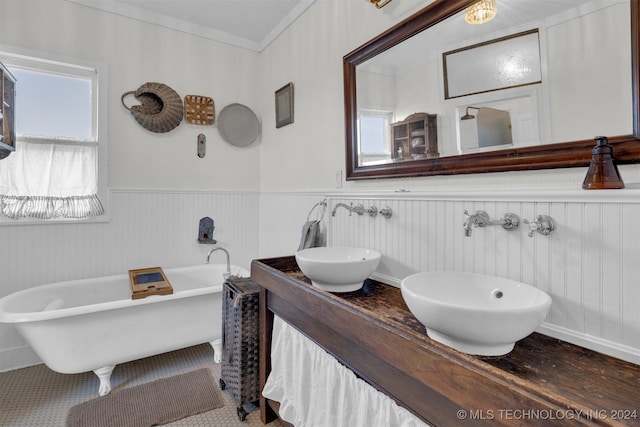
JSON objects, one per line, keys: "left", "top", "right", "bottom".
{"left": 344, "top": 0, "right": 640, "bottom": 179}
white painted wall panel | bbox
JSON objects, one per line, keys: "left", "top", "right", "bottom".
{"left": 622, "top": 203, "right": 640, "bottom": 349}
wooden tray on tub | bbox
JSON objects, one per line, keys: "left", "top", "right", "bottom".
{"left": 129, "top": 267, "right": 173, "bottom": 300}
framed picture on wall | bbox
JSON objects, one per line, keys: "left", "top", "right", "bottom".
{"left": 275, "top": 82, "right": 294, "bottom": 128}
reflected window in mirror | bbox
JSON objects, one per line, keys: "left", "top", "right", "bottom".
{"left": 359, "top": 109, "right": 394, "bottom": 166}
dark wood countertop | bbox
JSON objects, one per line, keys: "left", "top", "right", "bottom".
{"left": 253, "top": 256, "right": 640, "bottom": 426}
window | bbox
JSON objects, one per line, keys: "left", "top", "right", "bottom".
{"left": 358, "top": 109, "right": 394, "bottom": 166}
{"left": 14, "top": 68, "right": 93, "bottom": 140}
{"left": 0, "top": 47, "right": 107, "bottom": 222}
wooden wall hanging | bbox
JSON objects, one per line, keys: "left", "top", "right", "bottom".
{"left": 184, "top": 95, "right": 215, "bottom": 125}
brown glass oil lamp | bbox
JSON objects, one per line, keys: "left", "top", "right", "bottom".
{"left": 582, "top": 136, "right": 625, "bottom": 189}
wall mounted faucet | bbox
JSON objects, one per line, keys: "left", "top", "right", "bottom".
{"left": 331, "top": 202, "right": 386, "bottom": 218}
{"left": 463, "top": 210, "right": 520, "bottom": 237}
{"left": 331, "top": 202, "right": 393, "bottom": 219}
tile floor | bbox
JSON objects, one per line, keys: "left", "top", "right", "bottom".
{"left": 0, "top": 343, "right": 285, "bottom": 426}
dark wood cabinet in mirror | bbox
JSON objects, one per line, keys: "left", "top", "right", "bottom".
{"left": 344, "top": 0, "right": 640, "bottom": 180}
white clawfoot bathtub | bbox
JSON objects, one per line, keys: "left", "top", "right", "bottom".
{"left": 0, "top": 263, "right": 248, "bottom": 395}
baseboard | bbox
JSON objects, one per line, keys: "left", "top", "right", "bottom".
{"left": 0, "top": 346, "right": 42, "bottom": 372}
{"left": 537, "top": 324, "right": 640, "bottom": 365}
{"left": 371, "top": 272, "right": 400, "bottom": 287}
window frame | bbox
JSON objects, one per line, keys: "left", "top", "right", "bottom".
{"left": 0, "top": 45, "right": 109, "bottom": 225}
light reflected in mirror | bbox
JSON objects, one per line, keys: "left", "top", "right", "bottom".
{"left": 346, "top": 0, "right": 639, "bottom": 178}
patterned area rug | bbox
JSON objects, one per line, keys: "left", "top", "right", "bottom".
{"left": 67, "top": 368, "right": 223, "bottom": 427}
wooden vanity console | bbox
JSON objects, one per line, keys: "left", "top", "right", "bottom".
{"left": 253, "top": 256, "right": 640, "bottom": 426}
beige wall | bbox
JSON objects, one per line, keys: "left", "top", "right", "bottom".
{"left": 547, "top": 3, "right": 631, "bottom": 142}
{"left": 258, "top": 0, "right": 640, "bottom": 190}
{"left": 0, "top": 0, "right": 262, "bottom": 190}
{"left": 2, "top": 0, "right": 638, "bottom": 191}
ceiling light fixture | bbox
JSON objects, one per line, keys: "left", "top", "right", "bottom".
{"left": 370, "top": 0, "right": 392, "bottom": 9}
{"left": 465, "top": 0, "right": 497, "bottom": 25}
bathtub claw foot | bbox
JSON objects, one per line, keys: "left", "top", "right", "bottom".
{"left": 210, "top": 339, "right": 223, "bottom": 364}
{"left": 94, "top": 365, "right": 115, "bottom": 396}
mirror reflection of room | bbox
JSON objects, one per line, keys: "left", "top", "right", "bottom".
{"left": 355, "top": 0, "right": 631, "bottom": 167}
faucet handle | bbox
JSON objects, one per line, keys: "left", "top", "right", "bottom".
{"left": 464, "top": 209, "right": 490, "bottom": 221}
{"left": 365, "top": 205, "right": 378, "bottom": 217}
{"left": 523, "top": 215, "right": 556, "bottom": 237}
{"left": 501, "top": 213, "right": 520, "bottom": 231}
{"left": 346, "top": 202, "right": 355, "bottom": 216}
{"left": 379, "top": 206, "right": 392, "bottom": 219}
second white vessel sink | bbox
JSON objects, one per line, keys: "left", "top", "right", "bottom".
{"left": 295, "top": 247, "right": 381, "bottom": 292}
{"left": 401, "top": 271, "right": 551, "bottom": 356}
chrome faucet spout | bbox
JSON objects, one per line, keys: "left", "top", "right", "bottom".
{"left": 331, "top": 202, "right": 365, "bottom": 217}
{"left": 351, "top": 204, "right": 365, "bottom": 215}
{"left": 463, "top": 210, "right": 490, "bottom": 237}
{"left": 464, "top": 226, "right": 473, "bottom": 237}
{"left": 206, "top": 246, "right": 232, "bottom": 280}
{"left": 331, "top": 203, "right": 353, "bottom": 216}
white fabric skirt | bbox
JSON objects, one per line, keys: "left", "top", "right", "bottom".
{"left": 262, "top": 315, "right": 430, "bottom": 427}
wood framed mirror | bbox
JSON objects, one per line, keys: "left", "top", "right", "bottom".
{"left": 344, "top": 0, "right": 640, "bottom": 180}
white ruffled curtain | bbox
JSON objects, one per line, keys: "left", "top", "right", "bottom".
{"left": 262, "top": 316, "right": 431, "bottom": 427}
{"left": 0, "top": 139, "right": 103, "bottom": 219}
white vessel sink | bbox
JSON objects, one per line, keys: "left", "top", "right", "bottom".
{"left": 295, "top": 247, "right": 381, "bottom": 292}
{"left": 401, "top": 271, "right": 551, "bottom": 356}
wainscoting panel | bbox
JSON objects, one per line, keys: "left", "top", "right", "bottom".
{"left": 325, "top": 189, "right": 640, "bottom": 364}
{"left": 2, "top": 187, "right": 638, "bottom": 369}
{"left": 0, "top": 189, "right": 259, "bottom": 371}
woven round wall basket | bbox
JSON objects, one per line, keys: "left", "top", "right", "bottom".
{"left": 121, "top": 82, "right": 183, "bottom": 133}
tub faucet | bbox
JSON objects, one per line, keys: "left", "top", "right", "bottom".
{"left": 206, "top": 246, "right": 232, "bottom": 280}
{"left": 463, "top": 210, "right": 520, "bottom": 237}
